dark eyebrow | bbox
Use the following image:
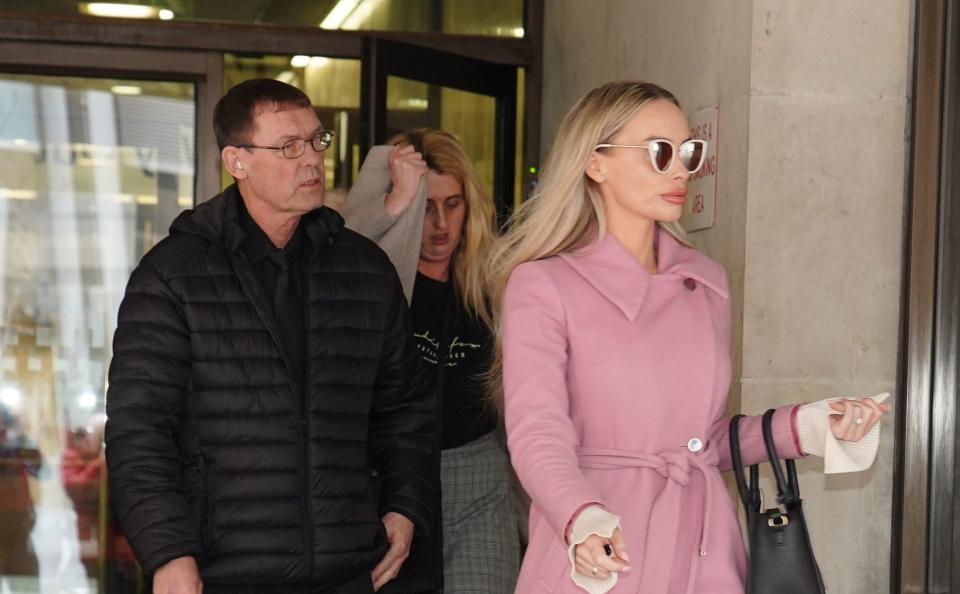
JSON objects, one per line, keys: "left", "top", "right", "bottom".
{"left": 644, "top": 135, "right": 695, "bottom": 143}
{"left": 278, "top": 126, "right": 325, "bottom": 142}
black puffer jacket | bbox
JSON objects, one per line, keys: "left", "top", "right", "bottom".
{"left": 105, "top": 186, "right": 434, "bottom": 588}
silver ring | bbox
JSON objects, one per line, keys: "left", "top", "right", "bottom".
{"left": 854, "top": 417, "right": 864, "bottom": 425}
{"left": 591, "top": 566, "right": 599, "bottom": 576}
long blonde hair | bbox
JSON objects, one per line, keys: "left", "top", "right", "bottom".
{"left": 388, "top": 128, "right": 498, "bottom": 326}
{"left": 485, "top": 81, "right": 693, "bottom": 409}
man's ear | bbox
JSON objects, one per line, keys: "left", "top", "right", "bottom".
{"left": 222, "top": 146, "right": 246, "bottom": 179}
{"left": 585, "top": 151, "right": 605, "bottom": 184}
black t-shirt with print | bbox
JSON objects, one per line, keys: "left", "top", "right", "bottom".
{"left": 410, "top": 272, "right": 497, "bottom": 450}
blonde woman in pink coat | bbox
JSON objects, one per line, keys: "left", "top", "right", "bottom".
{"left": 484, "top": 81, "right": 891, "bottom": 594}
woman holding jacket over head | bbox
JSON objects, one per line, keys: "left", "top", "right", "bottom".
{"left": 484, "top": 81, "right": 891, "bottom": 594}
{"left": 340, "top": 128, "right": 520, "bottom": 593}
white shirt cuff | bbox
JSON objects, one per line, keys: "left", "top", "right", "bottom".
{"left": 567, "top": 505, "right": 621, "bottom": 594}
{"left": 797, "top": 392, "right": 889, "bottom": 474}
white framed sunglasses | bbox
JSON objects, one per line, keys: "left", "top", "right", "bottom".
{"left": 594, "top": 138, "right": 708, "bottom": 174}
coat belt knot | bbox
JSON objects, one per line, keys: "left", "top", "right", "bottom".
{"left": 576, "top": 444, "right": 720, "bottom": 594}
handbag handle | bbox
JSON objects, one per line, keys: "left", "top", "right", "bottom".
{"left": 761, "top": 409, "right": 801, "bottom": 506}
{"left": 729, "top": 414, "right": 761, "bottom": 512}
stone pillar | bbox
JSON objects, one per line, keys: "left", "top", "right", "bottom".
{"left": 740, "top": 2, "right": 909, "bottom": 592}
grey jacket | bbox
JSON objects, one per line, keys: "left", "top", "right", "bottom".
{"left": 338, "top": 145, "right": 427, "bottom": 303}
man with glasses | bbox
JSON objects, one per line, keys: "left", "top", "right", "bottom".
{"left": 105, "top": 78, "right": 434, "bottom": 594}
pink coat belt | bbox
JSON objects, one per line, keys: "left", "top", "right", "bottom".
{"left": 576, "top": 445, "right": 721, "bottom": 594}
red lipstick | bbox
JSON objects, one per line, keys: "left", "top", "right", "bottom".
{"left": 662, "top": 190, "right": 687, "bottom": 205}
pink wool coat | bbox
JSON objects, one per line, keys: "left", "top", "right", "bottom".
{"left": 502, "top": 228, "right": 803, "bottom": 594}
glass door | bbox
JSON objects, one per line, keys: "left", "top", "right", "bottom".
{"left": 0, "top": 39, "right": 219, "bottom": 594}
{"left": 362, "top": 39, "right": 518, "bottom": 223}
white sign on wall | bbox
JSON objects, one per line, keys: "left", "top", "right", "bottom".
{"left": 682, "top": 104, "right": 719, "bottom": 232}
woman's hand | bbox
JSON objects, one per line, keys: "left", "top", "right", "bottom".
{"left": 828, "top": 397, "right": 891, "bottom": 442}
{"left": 573, "top": 528, "right": 630, "bottom": 579}
{"left": 384, "top": 144, "right": 427, "bottom": 218}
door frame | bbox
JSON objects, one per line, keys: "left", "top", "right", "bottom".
{"left": 893, "top": 0, "right": 960, "bottom": 591}
{"left": 361, "top": 37, "right": 518, "bottom": 222}
{"left": 0, "top": 4, "right": 544, "bottom": 202}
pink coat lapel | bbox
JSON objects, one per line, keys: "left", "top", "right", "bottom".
{"left": 558, "top": 226, "right": 729, "bottom": 322}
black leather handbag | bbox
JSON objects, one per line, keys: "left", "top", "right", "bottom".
{"left": 729, "top": 410, "right": 825, "bottom": 594}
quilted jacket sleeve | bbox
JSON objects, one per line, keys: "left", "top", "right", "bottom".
{"left": 104, "top": 261, "right": 201, "bottom": 573}
{"left": 368, "top": 273, "right": 436, "bottom": 535}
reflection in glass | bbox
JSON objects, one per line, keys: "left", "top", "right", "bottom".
{"left": 0, "top": 0, "right": 525, "bottom": 37}
{"left": 0, "top": 73, "right": 194, "bottom": 594}
{"left": 0, "top": 405, "right": 41, "bottom": 579}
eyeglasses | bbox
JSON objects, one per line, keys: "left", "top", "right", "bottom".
{"left": 594, "top": 138, "right": 707, "bottom": 174}
{"left": 235, "top": 130, "right": 335, "bottom": 159}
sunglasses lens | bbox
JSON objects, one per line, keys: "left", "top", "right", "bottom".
{"left": 680, "top": 141, "right": 705, "bottom": 172}
{"left": 649, "top": 141, "right": 673, "bottom": 172}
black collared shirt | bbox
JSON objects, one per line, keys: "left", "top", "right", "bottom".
{"left": 237, "top": 197, "right": 307, "bottom": 399}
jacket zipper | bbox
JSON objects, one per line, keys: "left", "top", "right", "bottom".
{"left": 300, "top": 264, "right": 315, "bottom": 580}
{"left": 227, "top": 227, "right": 314, "bottom": 579}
